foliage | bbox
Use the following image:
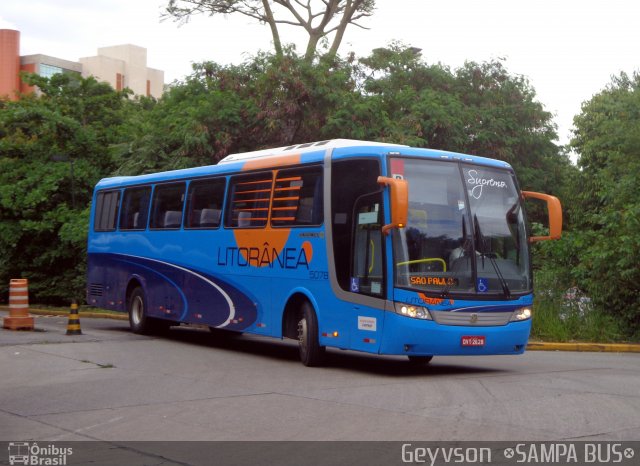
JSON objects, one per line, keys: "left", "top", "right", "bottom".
{"left": 0, "top": 73, "right": 134, "bottom": 303}
{"left": 163, "top": 0, "right": 375, "bottom": 62}
{"left": 350, "top": 44, "right": 573, "bottom": 197}
{"left": 122, "top": 50, "right": 358, "bottom": 173}
{"left": 531, "top": 268, "right": 624, "bottom": 342}
{"left": 562, "top": 72, "right": 640, "bottom": 336}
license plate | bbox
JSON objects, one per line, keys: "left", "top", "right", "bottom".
{"left": 461, "top": 336, "right": 486, "bottom": 347}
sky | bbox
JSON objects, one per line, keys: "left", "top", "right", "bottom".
{"left": 2, "top": 0, "right": 640, "bottom": 150}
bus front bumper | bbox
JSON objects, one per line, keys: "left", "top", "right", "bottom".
{"left": 379, "top": 312, "right": 531, "bottom": 356}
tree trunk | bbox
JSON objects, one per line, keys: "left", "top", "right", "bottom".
{"left": 262, "top": 0, "right": 283, "bottom": 57}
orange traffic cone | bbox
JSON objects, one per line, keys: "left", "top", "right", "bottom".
{"left": 66, "top": 301, "right": 82, "bottom": 335}
{"left": 3, "top": 278, "right": 34, "bottom": 330}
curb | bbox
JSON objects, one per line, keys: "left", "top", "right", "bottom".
{"left": 0, "top": 306, "right": 128, "bottom": 321}
{"left": 527, "top": 341, "right": 640, "bottom": 353}
{"left": 31, "top": 309, "right": 128, "bottom": 321}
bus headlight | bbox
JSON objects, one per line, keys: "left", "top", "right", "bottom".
{"left": 510, "top": 306, "right": 532, "bottom": 322}
{"left": 394, "top": 303, "right": 432, "bottom": 320}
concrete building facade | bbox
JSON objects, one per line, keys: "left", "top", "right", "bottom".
{"left": 0, "top": 29, "right": 164, "bottom": 100}
{"left": 80, "top": 44, "right": 164, "bottom": 98}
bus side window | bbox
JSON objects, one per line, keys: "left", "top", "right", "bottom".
{"left": 150, "top": 183, "right": 186, "bottom": 230}
{"left": 271, "top": 166, "right": 323, "bottom": 227}
{"left": 226, "top": 173, "right": 273, "bottom": 228}
{"left": 185, "top": 178, "right": 226, "bottom": 229}
{"left": 120, "top": 187, "right": 151, "bottom": 231}
{"left": 94, "top": 190, "right": 120, "bottom": 232}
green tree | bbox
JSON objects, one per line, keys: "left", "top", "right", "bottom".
{"left": 123, "top": 50, "right": 359, "bottom": 172}
{"left": 164, "top": 0, "right": 375, "bottom": 62}
{"left": 337, "top": 44, "right": 572, "bottom": 196}
{"left": 568, "top": 71, "right": 640, "bottom": 335}
{"left": 0, "top": 73, "right": 134, "bottom": 303}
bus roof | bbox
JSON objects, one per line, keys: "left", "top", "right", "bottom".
{"left": 218, "top": 139, "right": 407, "bottom": 164}
{"left": 94, "top": 139, "right": 512, "bottom": 190}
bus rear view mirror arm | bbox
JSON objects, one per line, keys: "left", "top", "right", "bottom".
{"left": 377, "top": 176, "right": 409, "bottom": 235}
{"left": 522, "top": 191, "right": 563, "bottom": 242}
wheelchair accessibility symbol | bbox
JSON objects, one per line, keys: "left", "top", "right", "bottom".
{"left": 477, "top": 278, "right": 489, "bottom": 293}
{"left": 350, "top": 277, "right": 360, "bottom": 293}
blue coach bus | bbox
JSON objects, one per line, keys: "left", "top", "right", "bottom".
{"left": 87, "top": 140, "right": 562, "bottom": 366}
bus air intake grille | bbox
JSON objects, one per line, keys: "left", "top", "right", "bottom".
{"left": 431, "top": 311, "right": 511, "bottom": 326}
{"left": 88, "top": 284, "right": 104, "bottom": 297}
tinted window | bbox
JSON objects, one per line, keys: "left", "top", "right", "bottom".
{"left": 271, "top": 167, "right": 323, "bottom": 227}
{"left": 120, "top": 187, "right": 151, "bottom": 230}
{"left": 226, "top": 173, "right": 273, "bottom": 228}
{"left": 94, "top": 190, "right": 120, "bottom": 232}
{"left": 185, "top": 178, "right": 226, "bottom": 229}
{"left": 150, "top": 183, "right": 186, "bottom": 229}
{"left": 331, "top": 159, "right": 381, "bottom": 292}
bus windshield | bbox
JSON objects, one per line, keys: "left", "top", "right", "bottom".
{"left": 392, "top": 158, "right": 531, "bottom": 296}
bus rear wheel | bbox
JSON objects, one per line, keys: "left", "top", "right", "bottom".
{"left": 297, "top": 302, "right": 325, "bottom": 367}
{"left": 128, "top": 287, "right": 152, "bottom": 335}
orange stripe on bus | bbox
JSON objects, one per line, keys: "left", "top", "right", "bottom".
{"left": 235, "top": 189, "right": 272, "bottom": 195}
{"left": 234, "top": 198, "right": 270, "bottom": 203}
{"left": 242, "top": 154, "right": 301, "bottom": 171}
{"left": 236, "top": 179, "right": 272, "bottom": 186}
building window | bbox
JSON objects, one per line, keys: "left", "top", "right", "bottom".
{"left": 39, "top": 64, "right": 63, "bottom": 78}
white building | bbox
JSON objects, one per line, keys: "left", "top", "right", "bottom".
{"left": 0, "top": 29, "right": 164, "bottom": 100}
{"left": 80, "top": 44, "right": 164, "bottom": 99}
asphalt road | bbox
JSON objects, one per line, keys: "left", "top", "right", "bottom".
{"left": 1, "top": 311, "right": 639, "bottom": 446}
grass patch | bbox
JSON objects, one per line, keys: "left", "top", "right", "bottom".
{"left": 531, "top": 269, "right": 625, "bottom": 342}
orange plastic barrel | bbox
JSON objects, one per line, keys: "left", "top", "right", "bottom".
{"left": 3, "top": 278, "right": 34, "bottom": 330}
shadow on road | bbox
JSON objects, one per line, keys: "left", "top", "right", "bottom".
{"left": 105, "top": 322, "right": 508, "bottom": 377}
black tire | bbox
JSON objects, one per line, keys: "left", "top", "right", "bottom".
{"left": 297, "top": 301, "right": 325, "bottom": 367}
{"left": 128, "top": 287, "right": 153, "bottom": 335}
{"left": 407, "top": 355, "right": 433, "bottom": 365}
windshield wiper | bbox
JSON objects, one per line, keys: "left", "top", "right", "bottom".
{"left": 440, "top": 216, "right": 471, "bottom": 298}
{"left": 473, "top": 214, "right": 511, "bottom": 298}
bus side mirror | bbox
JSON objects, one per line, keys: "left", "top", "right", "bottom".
{"left": 377, "top": 176, "right": 408, "bottom": 235}
{"left": 522, "top": 191, "right": 563, "bottom": 242}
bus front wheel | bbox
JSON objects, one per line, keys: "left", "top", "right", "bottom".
{"left": 128, "top": 287, "right": 152, "bottom": 335}
{"left": 297, "top": 302, "right": 325, "bottom": 367}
